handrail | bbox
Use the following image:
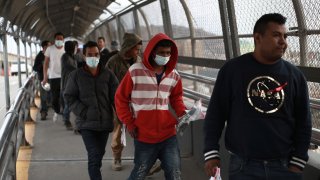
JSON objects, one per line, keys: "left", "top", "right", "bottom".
{"left": 311, "top": 128, "right": 320, "bottom": 146}
{"left": 183, "top": 88, "right": 211, "bottom": 107}
{"left": 179, "top": 71, "right": 215, "bottom": 107}
{"left": 179, "top": 69, "right": 320, "bottom": 146}
{"left": 0, "top": 72, "right": 36, "bottom": 179}
{"left": 310, "top": 98, "right": 320, "bottom": 110}
{"left": 178, "top": 71, "right": 216, "bottom": 85}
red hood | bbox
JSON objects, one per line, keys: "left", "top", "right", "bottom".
{"left": 143, "top": 33, "right": 178, "bottom": 74}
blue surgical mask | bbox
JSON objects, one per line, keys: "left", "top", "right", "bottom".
{"left": 154, "top": 55, "right": 170, "bottom": 66}
{"left": 86, "top": 57, "right": 99, "bottom": 68}
{"left": 55, "top": 40, "right": 64, "bottom": 47}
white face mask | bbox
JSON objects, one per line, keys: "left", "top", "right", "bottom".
{"left": 85, "top": 57, "right": 99, "bottom": 68}
{"left": 154, "top": 55, "right": 170, "bottom": 66}
{"left": 55, "top": 40, "right": 64, "bottom": 47}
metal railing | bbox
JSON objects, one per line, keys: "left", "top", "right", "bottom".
{"left": 179, "top": 70, "right": 320, "bottom": 146}
{"left": 179, "top": 71, "right": 214, "bottom": 107}
{"left": 0, "top": 72, "right": 36, "bottom": 180}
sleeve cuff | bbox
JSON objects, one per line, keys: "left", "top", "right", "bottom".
{"left": 289, "top": 156, "right": 307, "bottom": 170}
{"left": 126, "top": 122, "right": 136, "bottom": 131}
{"left": 177, "top": 111, "right": 187, "bottom": 119}
{"left": 204, "top": 150, "right": 220, "bottom": 162}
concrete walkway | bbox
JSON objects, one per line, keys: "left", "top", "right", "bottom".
{"left": 26, "top": 109, "right": 208, "bottom": 180}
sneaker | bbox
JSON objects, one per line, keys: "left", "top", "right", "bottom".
{"left": 40, "top": 112, "right": 47, "bottom": 120}
{"left": 147, "top": 163, "right": 161, "bottom": 176}
{"left": 53, "top": 113, "right": 59, "bottom": 123}
{"left": 73, "top": 129, "right": 80, "bottom": 135}
{"left": 112, "top": 159, "right": 122, "bottom": 171}
{"left": 64, "top": 121, "right": 73, "bottom": 131}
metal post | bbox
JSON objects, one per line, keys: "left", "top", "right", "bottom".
{"left": 292, "top": 0, "right": 307, "bottom": 66}
{"left": 179, "top": 0, "right": 198, "bottom": 92}
{"left": 116, "top": 15, "right": 122, "bottom": 45}
{"left": 218, "top": 0, "right": 233, "bottom": 60}
{"left": 14, "top": 37, "right": 22, "bottom": 87}
{"left": 23, "top": 40, "right": 28, "bottom": 77}
{"left": 226, "top": 0, "right": 240, "bottom": 58}
{"left": 133, "top": 9, "right": 141, "bottom": 37}
{"left": 159, "top": 0, "right": 173, "bottom": 37}
{"left": 0, "top": 33, "right": 11, "bottom": 110}
{"left": 29, "top": 42, "right": 33, "bottom": 73}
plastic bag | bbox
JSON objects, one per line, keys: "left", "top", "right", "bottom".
{"left": 209, "top": 167, "right": 222, "bottom": 180}
{"left": 176, "top": 99, "right": 205, "bottom": 136}
{"left": 121, "top": 125, "right": 127, "bottom": 146}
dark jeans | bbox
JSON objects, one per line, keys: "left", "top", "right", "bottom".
{"left": 62, "top": 96, "right": 70, "bottom": 123}
{"left": 81, "top": 130, "right": 109, "bottom": 180}
{"left": 39, "top": 84, "right": 47, "bottom": 113}
{"left": 49, "top": 78, "right": 61, "bottom": 114}
{"left": 128, "top": 135, "right": 181, "bottom": 180}
{"left": 229, "top": 154, "right": 303, "bottom": 180}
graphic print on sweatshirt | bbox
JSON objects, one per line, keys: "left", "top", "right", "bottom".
{"left": 247, "top": 76, "right": 287, "bottom": 114}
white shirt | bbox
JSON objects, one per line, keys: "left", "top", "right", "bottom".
{"left": 44, "top": 45, "right": 65, "bottom": 79}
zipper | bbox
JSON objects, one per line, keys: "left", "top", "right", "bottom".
{"left": 154, "top": 72, "right": 162, "bottom": 110}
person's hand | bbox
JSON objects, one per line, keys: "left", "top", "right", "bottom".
{"left": 128, "top": 127, "right": 137, "bottom": 138}
{"left": 288, "top": 165, "right": 302, "bottom": 173}
{"left": 204, "top": 159, "right": 220, "bottom": 177}
{"left": 41, "top": 78, "right": 48, "bottom": 85}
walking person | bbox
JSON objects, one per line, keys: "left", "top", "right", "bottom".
{"left": 42, "top": 32, "right": 65, "bottom": 121}
{"left": 64, "top": 41, "right": 118, "bottom": 180}
{"left": 73, "top": 40, "right": 86, "bottom": 68}
{"left": 97, "top": 37, "right": 110, "bottom": 67}
{"left": 106, "top": 32, "right": 142, "bottom": 171}
{"left": 203, "top": 13, "right": 311, "bottom": 180}
{"left": 115, "top": 33, "right": 187, "bottom": 180}
{"left": 61, "top": 41, "right": 77, "bottom": 130}
{"left": 33, "top": 40, "right": 51, "bottom": 120}
{"left": 105, "top": 40, "right": 120, "bottom": 62}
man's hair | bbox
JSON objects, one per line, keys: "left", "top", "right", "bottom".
{"left": 253, "top": 13, "right": 287, "bottom": 35}
{"left": 41, "top": 40, "right": 50, "bottom": 48}
{"left": 54, "top": 32, "right": 64, "bottom": 38}
{"left": 149, "top": 39, "right": 173, "bottom": 62}
{"left": 64, "top": 41, "right": 75, "bottom": 55}
{"left": 98, "top": 37, "right": 105, "bottom": 42}
{"left": 154, "top": 39, "right": 173, "bottom": 49}
{"left": 83, "top": 41, "right": 99, "bottom": 55}
{"left": 73, "top": 40, "right": 78, "bottom": 46}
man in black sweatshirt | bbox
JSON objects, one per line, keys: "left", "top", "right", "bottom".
{"left": 33, "top": 40, "right": 51, "bottom": 120}
{"left": 204, "top": 13, "right": 311, "bottom": 180}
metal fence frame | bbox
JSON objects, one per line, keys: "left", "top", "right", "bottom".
{"left": 0, "top": 72, "right": 36, "bottom": 179}
{"left": 178, "top": 56, "right": 320, "bottom": 147}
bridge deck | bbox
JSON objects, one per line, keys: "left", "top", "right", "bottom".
{"left": 18, "top": 108, "right": 208, "bottom": 180}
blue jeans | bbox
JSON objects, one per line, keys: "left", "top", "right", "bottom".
{"left": 128, "top": 135, "right": 181, "bottom": 180}
{"left": 229, "top": 154, "right": 303, "bottom": 180}
{"left": 80, "top": 130, "right": 109, "bottom": 180}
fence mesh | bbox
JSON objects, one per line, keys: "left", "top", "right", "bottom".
{"left": 87, "top": 0, "right": 320, "bottom": 130}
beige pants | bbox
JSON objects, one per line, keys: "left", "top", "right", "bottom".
{"left": 111, "top": 115, "right": 124, "bottom": 160}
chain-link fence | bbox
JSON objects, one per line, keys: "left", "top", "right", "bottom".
{"left": 89, "top": 0, "right": 320, "bottom": 129}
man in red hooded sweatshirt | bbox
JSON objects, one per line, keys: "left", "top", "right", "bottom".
{"left": 115, "top": 33, "right": 187, "bottom": 180}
